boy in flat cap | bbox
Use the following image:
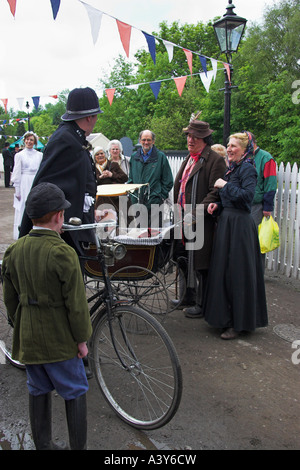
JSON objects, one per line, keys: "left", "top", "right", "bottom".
{"left": 2, "top": 182, "right": 92, "bottom": 450}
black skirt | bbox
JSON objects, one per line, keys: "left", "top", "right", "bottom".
{"left": 203, "top": 208, "right": 268, "bottom": 332}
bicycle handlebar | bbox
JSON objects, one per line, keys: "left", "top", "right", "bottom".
{"left": 62, "top": 221, "right": 117, "bottom": 231}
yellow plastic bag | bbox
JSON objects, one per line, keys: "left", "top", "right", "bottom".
{"left": 258, "top": 216, "right": 280, "bottom": 254}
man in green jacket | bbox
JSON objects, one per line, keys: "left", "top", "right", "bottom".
{"left": 250, "top": 133, "right": 277, "bottom": 271}
{"left": 128, "top": 130, "right": 173, "bottom": 226}
{"left": 2, "top": 182, "right": 92, "bottom": 450}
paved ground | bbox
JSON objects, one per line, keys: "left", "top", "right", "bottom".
{"left": 0, "top": 180, "right": 300, "bottom": 451}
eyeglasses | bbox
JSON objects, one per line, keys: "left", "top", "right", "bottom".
{"left": 141, "top": 139, "right": 152, "bottom": 142}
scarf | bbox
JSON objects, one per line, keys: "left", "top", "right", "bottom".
{"left": 178, "top": 146, "right": 206, "bottom": 207}
{"left": 95, "top": 160, "right": 107, "bottom": 174}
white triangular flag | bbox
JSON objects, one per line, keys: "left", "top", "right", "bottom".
{"left": 200, "top": 70, "right": 214, "bottom": 93}
{"left": 16, "top": 97, "right": 24, "bottom": 110}
{"left": 80, "top": 1, "right": 103, "bottom": 45}
{"left": 126, "top": 84, "right": 139, "bottom": 92}
{"left": 210, "top": 58, "right": 218, "bottom": 81}
{"left": 162, "top": 40, "right": 174, "bottom": 62}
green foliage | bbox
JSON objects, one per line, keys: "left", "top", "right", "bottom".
{"left": 231, "top": 0, "right": 300, "bottom": 164}
{"left": 2, "top": 1, "right": 299, "bottom": 164}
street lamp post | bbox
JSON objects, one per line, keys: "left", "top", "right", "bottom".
{"left": 26, "top": 101, "right": 31, "bottom": 131}
{"left": 213, "top": 1, "right": 247, "bottom": 145}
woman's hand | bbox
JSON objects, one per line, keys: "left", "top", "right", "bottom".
{"left": 100, "top": 170, "right": 112, "bottom": 178}
{"left": 214, "top": 178, "right": 227, "bottom": 189}
{"left": 207, "top": 203, "right": 218, "bottom": 215}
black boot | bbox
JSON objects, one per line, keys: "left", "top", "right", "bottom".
{"left": 171, "top": 287, "right": 196, "bottom": 309}
{"left": 65, "top": 394, "right": 87, "bottom": 450}
{"left": 29, "top": 393, "right": 66, "bottom": 450}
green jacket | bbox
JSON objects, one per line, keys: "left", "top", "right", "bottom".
{"left": 252, "top": 147, "right": 277, "bottom": 211}
{"left": 128, "top": 146, "right": 173, "bottom": 208}
{"left": 2, "top": 229, "right": 92, "bottom": 364}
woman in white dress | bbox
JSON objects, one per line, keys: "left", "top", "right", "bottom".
{"left": 11, "top": 131, "right": 43, "bottom": 239}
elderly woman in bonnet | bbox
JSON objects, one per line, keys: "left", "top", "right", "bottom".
{"left": 107, "top": 139, "right": 130, "bottom": 176}
{"left": 93, "top": 146, "right": 108, "bottom": 184}
{"left": 203, "top": 131, "right": 268, "bottom": 340}
{"left": 94, "top": 144, "right": 128, "bottom": 222}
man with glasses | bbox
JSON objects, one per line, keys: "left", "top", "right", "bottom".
{"left": 128, "top": 129, "right": 173, "bottom": 226}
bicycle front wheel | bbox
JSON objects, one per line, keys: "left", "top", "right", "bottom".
{"left": 90, "top": 305, "right": 182, "bottom": 430}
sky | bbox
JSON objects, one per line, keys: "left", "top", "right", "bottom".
{"left": 0, "top": 0, "right": 276, "bottom": 112}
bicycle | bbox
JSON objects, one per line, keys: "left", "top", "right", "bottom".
{"left": 0, "top": 219, "right": 182, "bottom": 430}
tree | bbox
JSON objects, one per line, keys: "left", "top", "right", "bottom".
{"left": 232, "top": 0, "right": 300, "bottom": 163}
{"left": 98, "top": 21, "right": 222, "bottom": 149}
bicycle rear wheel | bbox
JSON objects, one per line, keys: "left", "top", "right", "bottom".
{"left": 110, "top": 266, "right": 169, "bottom": 318}
{"left": 0, "top": 264, "right": 25, "bottom": 369}
{"left": 90, "top": 305, "right": 182, "bottom": 430}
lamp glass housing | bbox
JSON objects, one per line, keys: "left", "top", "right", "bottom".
{"left": 214, "top": 17, "right": 246, "bottom": 55}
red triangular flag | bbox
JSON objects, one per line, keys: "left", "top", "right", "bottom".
{"left": 49, "top": 95, "right": 58, "bottom": 99}
{"left": 224, "top": 63, "right": 231, "bottom": 84}
{"left": 105, "top": 88, "right": 116, "bottom": 106}
{"left": 183, "top": 49, "right": 193, "bottom": 76}
{"left": 7, "top": 0, "right": 16, "bottom": 17}
{"left": 116, "top": 20, "right": 131, "bottom": 57}
{"left": 174, "top": 77, "right": 187, "bottom": 97}
{"left": 1, "top": 99, "right": 8, "bottom": 113}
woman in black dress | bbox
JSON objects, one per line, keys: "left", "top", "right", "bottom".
{"left": 203, "top": 132, "right": 268, "bottom": 340}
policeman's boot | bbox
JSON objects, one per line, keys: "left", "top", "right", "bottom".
{"left": 65, "top": 393, "right": 87, "bottom": 450}
{"left": 29, "top": 393, "right": 66, "bottom": 450}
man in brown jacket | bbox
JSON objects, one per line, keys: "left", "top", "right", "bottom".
{"left": 173, "top": 120, "right": 226, "bottom": 318}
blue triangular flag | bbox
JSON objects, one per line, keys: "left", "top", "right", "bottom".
{"left": 142, "top": 32, "right": 156, "bottom": 64}
{"left": 32, "top": 96, "right": 40, "bottom": 110}
{"left": 50, "top": 0, "right": 61, "bottom": 20}
{"left": 198, "top": 55, "right": 207, "bottom": 76}
{"left": 149, "top": 81, "right": 161, "bottom": 100}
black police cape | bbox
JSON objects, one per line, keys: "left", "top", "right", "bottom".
{"left": 19, "top": 121, "right": 97, "bottom": 254}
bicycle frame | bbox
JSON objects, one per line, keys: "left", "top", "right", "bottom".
{"left": 62, "top": 221, "right": 137, "bottom": 370}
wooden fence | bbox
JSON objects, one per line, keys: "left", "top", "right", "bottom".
{"left": 167, "top": 157, "right": 300, "bottom": 280}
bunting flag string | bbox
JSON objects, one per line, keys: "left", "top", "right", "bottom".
{"left": 6, "top": 0, "right": 229, "bottom": 71}
{"left": 0, "top": 132, "right": 51, "bottom": 142}
{"left": 0, "top": 95, "right": 58, "bottom": 115}
{"left": 104, "top": 66, "right": 224, "bottom": 106}
{"left": 2, "top": 1, "right": 229, "bottom": 109}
